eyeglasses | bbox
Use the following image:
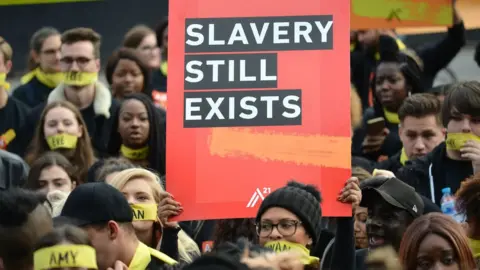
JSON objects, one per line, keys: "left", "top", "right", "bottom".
{"left": 60, "top": 56, "right": 94, "bottom": 69}
{"left": 256, "top": 220, "right": 302, "bottom": 237}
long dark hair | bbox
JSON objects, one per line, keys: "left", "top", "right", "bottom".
{"left": 107, "top": 93, "right": 166, "bottom": 175}
{"left": 25, "top": 101, "right": 95, "bottom": 183}
{"left": 25, "top": 151, "right": 77, "bottom": 190}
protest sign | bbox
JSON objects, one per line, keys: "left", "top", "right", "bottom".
{"left": 351, "top": 0, "right": 453, "bottom": 30}
{"left": 167, "top": 0, "right": 351, "bottom": 220}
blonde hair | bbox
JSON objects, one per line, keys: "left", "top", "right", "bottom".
{"left": 0, "top": 36, "right": 13, "bottom": 63}
{"left": 109, "top": 168, "right": 200, "bottom": 263}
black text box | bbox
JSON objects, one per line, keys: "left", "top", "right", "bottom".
{"left": 184, "top": 89, "right": 302, "bottom": 128}
{"left": 184, "top": 53, "right": 277, "bottom": 90}
{"left": 185, "top": 15, "right": 333, "bottom": 53}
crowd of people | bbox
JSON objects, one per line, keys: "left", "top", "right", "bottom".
{"left": 1, "top": 2, "right": 480, "bottom": 269}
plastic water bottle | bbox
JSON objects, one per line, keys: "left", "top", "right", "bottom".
{"left": 440, "top": 187, "right": 465, "bottom": 223}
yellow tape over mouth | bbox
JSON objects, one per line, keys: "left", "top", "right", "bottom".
{"left": 131, "top": 204, "right": 158, "bottom": 221}
{"left": 446, "top": 133, "right": 480, "bottom": 150}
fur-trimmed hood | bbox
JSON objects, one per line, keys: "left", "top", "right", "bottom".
{"left": 48, "top": 82, "right": 112, "bottom": 118}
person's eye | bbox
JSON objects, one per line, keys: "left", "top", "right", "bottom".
{"left": 416, "top": 259, "right": 431, "bottom": 269}
{"left": 260, "top": 224, "right": 272, "bottom": 231}
{"left": 279, "top": 221, "right": 295, "bottom": 229}
{"left": 54, "top": 182, "right": 65, "bottom": 188}
{"left": 442, "top": 255, "right": 455, "bottom": 265}
{"left": 136, "top": 195, "right": 149, "bottom": 202}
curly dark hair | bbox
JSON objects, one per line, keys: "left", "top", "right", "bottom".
{"left": 211, "top": 219, "right": 257, "bottom": 248}
{"left": 456, "top": 173, "right": 480, "bottom": 223}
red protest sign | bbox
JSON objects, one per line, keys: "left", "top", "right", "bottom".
{"left": 167, "top": 0, "right": 351, "bottom": 221}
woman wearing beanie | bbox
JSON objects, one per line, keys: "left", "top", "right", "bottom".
{"left": 255, "top": 179, "right": 359, "bottom": 270}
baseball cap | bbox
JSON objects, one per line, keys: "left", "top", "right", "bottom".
{"left": 56, "top": 182, "right": 133, "bottom": 226}
{"left": 360, "top": 177, "right": 424, "bottom": 217}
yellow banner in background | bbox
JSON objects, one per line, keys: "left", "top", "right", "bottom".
{"left": 351, "top": 0, "right": 453, "bottom": 30}
{"left": 0, "top": 0, "right": 100, "bottom": 5}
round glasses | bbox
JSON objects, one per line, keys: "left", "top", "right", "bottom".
{"left": 256, "top": 220, "right": 302, "bottom": 237}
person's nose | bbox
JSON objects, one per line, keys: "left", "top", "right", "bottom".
{"left": 47, "top": 182, "right": 55, "bottom": 194}
{"left": 56, "top": 123, "right": 65, "bottom": 133}
{"left": 414, "top": 138, "right": 426, "bottom": 151}
{"left": 124, "top": 73, "right": 134, "bottom": 83}
{"left": 269, "top": 227, "right": 283, "bottom": 241}
{"left": 461, "top": 118, "right": 472, "bottom": 133}
{"left": 54, "top": 51, "right": 61, "bottom": 61}
{"left": 70, "top": 60, "right": 80, "bottom": 72}
{"left": 131, "top": 118, "right": 141, "bottom": 128}
{"left": 354, "top": 221, "right": 361, "bottom": 233}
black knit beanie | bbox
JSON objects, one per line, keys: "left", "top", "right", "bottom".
{"left": 255, "top": 181, "right": 322, "bottom": 248}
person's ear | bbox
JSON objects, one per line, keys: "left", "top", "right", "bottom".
{"left": 107, "top": 221, "right": 120, "bottom": 240}
{"left": 71, "top": 181, "right": 77, "bottom": 190}
{"left": 76, "top": 124, "right": 83, "bottom": 138}
{"left": 95, "top": 59, "right": 101, "bottom": 73}
{"left": 5, "top": 60, "right": 12, "bottom": 74}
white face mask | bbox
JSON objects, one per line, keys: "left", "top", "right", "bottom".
{"left": 46, "top": 190, "right": 70, "bottom": 217}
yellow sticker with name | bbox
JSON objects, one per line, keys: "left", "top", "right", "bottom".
{"left": 63, "top": 71, "right": 98, "bottom": 86}
{"left": 131, "top": 204, "right": 158, "bottom": 221}
{"left": 265, "top": 240, "right": 320, "bottom": 266}
{"left": 46, "top": 134, "right": 78, "bottom": 150}
{"left": 34, "top": 244, "right": 98, "bottom": 270}
{"left": 446, "top": 133, "right": 480, "bottom": 150}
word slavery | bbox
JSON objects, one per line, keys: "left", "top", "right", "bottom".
{"left": 182, "top": 15, "right": 334, "bottom": 128}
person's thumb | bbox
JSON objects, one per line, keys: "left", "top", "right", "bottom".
{"left": 107, "top": 260, "right": 128, "bottom": 270}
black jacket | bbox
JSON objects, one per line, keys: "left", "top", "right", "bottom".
{"left": 0, "top": 149, "right": 29, "bottom": 190}
{"left": 12, "top": 77, "right": 54, "bottom": 108}
{"left": 0, "top": 96, "right": 30, "bottom": 155}
{"left": 396, "top": 142, "right": 473, "bottom": 206}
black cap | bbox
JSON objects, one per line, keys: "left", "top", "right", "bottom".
{"left": 58, "top": 182, "right": 133, "bottom": 226}
{"left": 361, "top": 177, "right": 424, "bottom": 218}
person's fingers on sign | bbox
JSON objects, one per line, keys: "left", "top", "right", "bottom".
{"left": 338, "top": 176, "right": 362, "bottom": 213}
{"left": 362, "top": 128, "right": 389, "bottom": 153}
{"left": 158, "top": 191, "right": 183, "bottom": 226}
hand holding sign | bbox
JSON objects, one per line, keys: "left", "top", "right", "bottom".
{"left": 337, "top": 177, "right": 362, "bottom": 214}
{"left": 158, "top": 192, "right": 183, "bottom": 227}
